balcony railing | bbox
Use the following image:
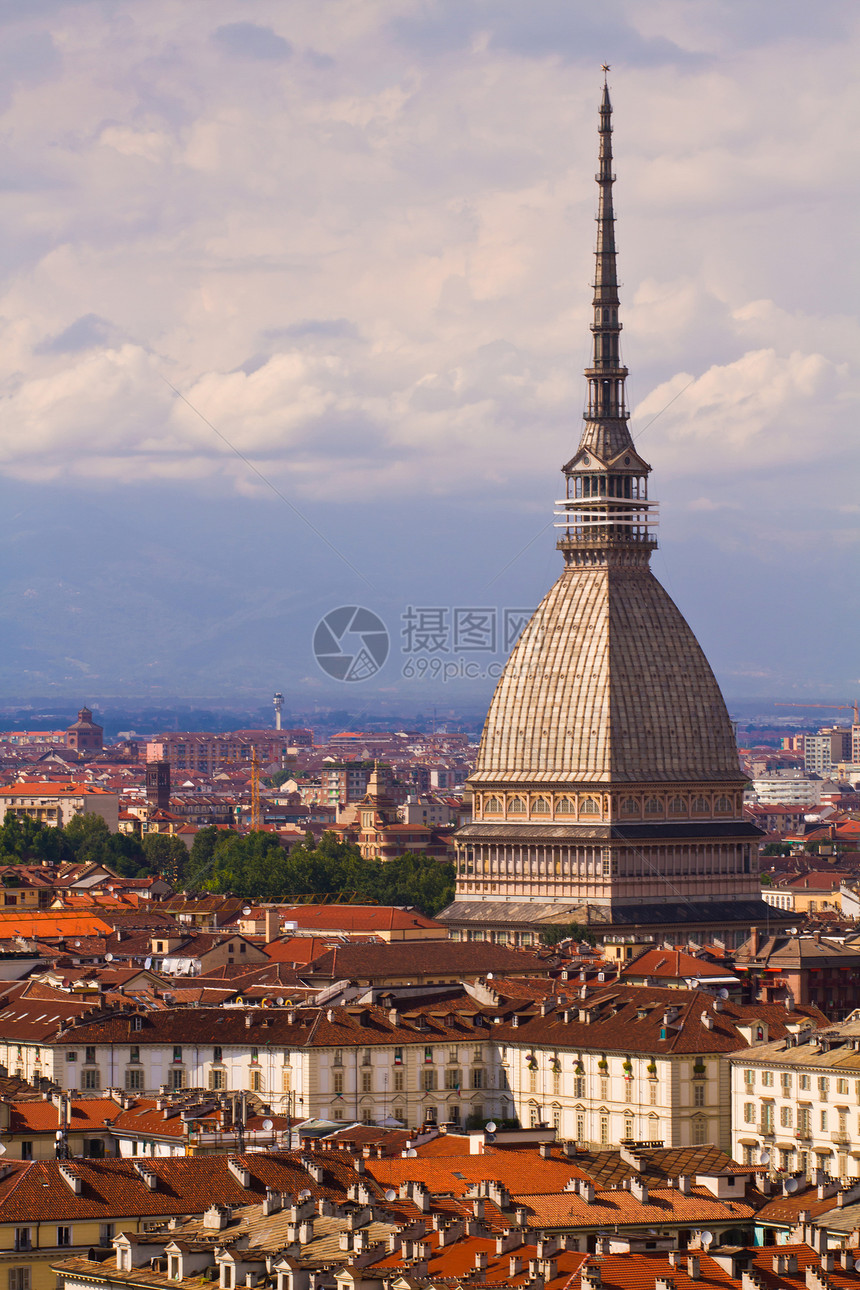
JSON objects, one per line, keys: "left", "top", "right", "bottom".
{"left": 831, "top": 1131, "right": 850, "bottom": 1144}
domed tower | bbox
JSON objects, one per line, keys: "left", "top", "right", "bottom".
{"left": 442, "top": 75, "right": 779, "bottom": 948}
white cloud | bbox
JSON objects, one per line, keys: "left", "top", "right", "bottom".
{"left": 0, "top": 0, "right": 856, "bottom": 515}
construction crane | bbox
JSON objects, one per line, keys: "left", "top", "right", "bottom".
{"left": 774, "top": 702, "right": 859, "bottom": 723}
{"left": 250, "top": 747, "right": 262, "bottom": 832}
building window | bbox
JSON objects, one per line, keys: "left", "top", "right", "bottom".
{"left": 599, "top": 1116, "right": 609, "bottom": 1146}
{"left": 799, "top": 1074, "right": 811, "bottom": 1091}
{"left": 14, "top": 1231, "right": 31, "bottom": 1253}
{"left": 780, "top": 1105, "right": 793, "bottom": 1129}
{"left": 173, "top": 1047, "right": 182, "bottom": 1064}
{"left": 743, "top": 1069, "right": 755, "bottom": 1088}
{"left": 213, "top": 1047, "right": 222, "bottom": 1063}
{"left": 580, "top": 798, "right": 599, "bottom": 815}
{"left": 821, "top": 1109, "right": 828, "bottom": 1131}
{"left": 556, "top": 798, "right": 574, "bottom": 814}
{"left": 576, "top": 1114, "right": 585, "bottom": 1141}
{"left": 508, "top": 797, "right": 524, "bottom": 813}
{"left": 394, "top": 1047, "right": 403, "bottom": 1065}
{"left": 125, "top": 1069, "right": 143, "bottom": 1091}
{"left": 644, "top": 797, "right": 661, "bottom": 814}
{"left": 394, "top": 1070, "right": 404, "bottom": 1092}
{"left": 332, "top": 1106, "right": 344, "bottom": 1121}
{"left": 574, "top": 1077, "right": 585, "bottom": 1099}
{"left": 445, "top": 1069, "right": 461, "bottom": 1091}
{"left": 423, "top": 1070, "right": 437, "bottom": 1091}
{"left": 249, "top": 1070, "right": 262, "bottom": 1093}
{"left": 692, "top": 1118, "right": 707, "bottom": 1145}
{"left": 57, "top": 1228, "right": 72, "bottom": 1248}
{"left": 333, "top": 1072, "right": 344, "bottom": 1096}
{"left": 129, "top": 1046, "right": 140, "bottom": 1063}
{"left": 99, "top": 1225, "right": 114, "bottom": 1249}
{"left": 9, "top": 1270, "right": 30, "bottom": 1290}
{"left": 361, "top": 1108, "right": 373, "bottom": 1125}
{"left": 798, "top": 1107, "right": 811, "bottom": 1135}
{"left": 333, "top": 1049, "right": 343, "bottom": 1066}
{"left": 66, "top": 1052, "right": 77, "bottom": 1063}
{"left": 649, "top": 1083, "right": 658, "bottom": 1106}
{"left": 169, "top": 1069, "right": 185, "bottom": 1091}
{"left": 209, "top": 1069, "right": 225, "bottom": 1091}
{"left": 424, "top": 1046, "right": 434, "bottom": 1064}
{"left": 85, "top": 1047, "right": 96, "bottom": 1064}
{"left": 361, "top": 1071, "right": 372, "bottom": 1094}
{"left": 82, "top": 1069, "right": 100, "bottom": 1091}
{"left": 837, "top": 1078, "right": 849, "bottom": 1096}
{"left": 744, "top": 1102, "right": 755, "bottom": 1124}
{"left": 761, "top": 1071, "right": 773, "bottom": 1087}
{"left": 781, "top": 1072, "right": 792, "bottom": 1093}
{"left": 20, "top": 1142, "right": 32, "bottom": 1162}
{"left": 472, "top": 1069, "right": 483, "bottom": 1090}
{"left": 693, "top": 1084, "right": 705, "bottom": 1108}
{"left": 819, "top": 1077, "right": 829, "bottom": 1099}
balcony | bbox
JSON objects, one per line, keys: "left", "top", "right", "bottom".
{"left": 831, "top": 1131, "right": 850, "bottom": 1145}
{"left": 795, "top": 1129, "right": 812, "bottom": 1140}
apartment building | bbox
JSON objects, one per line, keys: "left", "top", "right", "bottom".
{"left": 0, "top": 782, "right": 119, "bottom": 831}
{"left": 729, "top": 1017, "right": 860, "bottom": 1178}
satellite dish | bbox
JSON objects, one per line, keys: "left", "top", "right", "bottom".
{"left": 385, "top": 1189, "right": 397, "bottom": 1201}
{"left": 262, "top": 1119, "right": 273, "bottom": 1132}
{"left": 700, "top": 1232, "right": 714, "bottom": 1250}
{"left": 242, "top": 907, "right": 252, "bottom": 917}
{"left": 299, "top": 1189, "right": 312, "bottom": 1200}
{"left": 786, "top": 1178, "right": 800, "bottom": 1193}
{"left": 105, "top": 953, "right": 114, "bottom": 962}
{"left": 485, "top": 1121, "right": 497, "bottom": 1133}
{"left": 406, "top": 1148, "right": 418, "bottom": 1158}
{"left": 719, "top": 988, "right": 729, "bottom": 1000}
{"left": 759, "top": 1151, "right": 771, "bottom": 1166}
{"left": 276, "top": 998, "right": 285, "bottom": 1006}
{"left": 0, "top": 1143, "right": 6, "bottom": 1156}
{"left": 55, "top": 1131, "right": 63, "bottom": 1141}
{"left": 486, "top": 973, "right": 494, "bottom": 980}
{"left": 144, "top": 957, "right": 152, "bottom": 969}
{"left": 74, "top": 940, "right": 81, "bottom": 948}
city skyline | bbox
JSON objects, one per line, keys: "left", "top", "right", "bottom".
{"left": 0, "top": 2, "right": 858, "bottom": 703}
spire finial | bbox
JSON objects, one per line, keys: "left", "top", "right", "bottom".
{"left": 554, "top": 76, "right": 659, "bottom": 563}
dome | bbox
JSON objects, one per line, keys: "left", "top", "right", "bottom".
{"left": 471, "top": 564, "right": 741, "bottom": 786}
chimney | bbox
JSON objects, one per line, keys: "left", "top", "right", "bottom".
{"left": 264, "top": 909, "right": 280, "bottom": 943}
{"left": 474, "top": 1251, "right": 488, "bottom": 1272}
{"left": 510, "top": 1256, "right": 525, "bottom": 1277}
{"left": 539, "top": 1142, "right": 552, "bottom": 1159}
{"left": 687, "top": 1255, "right": 701, "bottom": 1280}
{"left": 676, "top": 1175, "right": 691, "bottom": 1195}
{"left": 299, "top": 1220, "right": 314, "bottom": 1245}
{"left": 630, "top": 1176, "right": 649, "bottom": 1205}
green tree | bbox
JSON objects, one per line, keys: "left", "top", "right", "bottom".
{"left": 63, "top": 813, "right": 114, "bottom": 865}
{"left": 141, "top": 833, "right": 189, "bottom": 884}
{"left": 540, "top": 922, "right": 596, "bottom": 947}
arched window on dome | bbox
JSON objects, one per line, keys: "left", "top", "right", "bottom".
{"left": 714, "top": 795, "right": 731, "bottom": 814}
{"left": 579, "top": 797, "right": 599, "bottom": 816}
{"left": 620, "top": 797, "right": 638, "bottom": 817}
{"left": 484, "top": 796, "right": 502, "bottom": 814}
{"left": 668, "top": 795, "right": 687, "bottom": 816}
{"left": 644, "top": 797, "right": 662, "bottom": 815}
{"left": 508, "top": 797, "right": 525, "bottom": 814}
{"left": 691, "top": 796, "right": 709, "bottom": 815}
{"left": 556, "top": 798, "right": 574, "bottom": 815}
{"left": 531, "top": 797, "right": 550, "bottom": 815}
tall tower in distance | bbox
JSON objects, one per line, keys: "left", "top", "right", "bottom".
{"left": 273, "top": 692, "right": 284, "bottom": 731}
{"left": 440, "top": 73, "right": 785, "bottom": 950}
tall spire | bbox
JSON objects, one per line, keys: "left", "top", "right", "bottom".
{"left": 555, "top": 71, "right": 659, "bottom": 566}
{"left": 584, "top": 70, "right": 631, "bottom": 458}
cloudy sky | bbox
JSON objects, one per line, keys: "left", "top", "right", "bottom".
{"left": 0, "top": 0, "right": 858, "bottom": 715}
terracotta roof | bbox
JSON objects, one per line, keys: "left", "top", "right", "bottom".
{"left": 364, "top": 1144, "right": 592, "bottom": 1197}
{"left": 9, "top": 1097, "right": 123, "bottom": 1134}
{"left": 0, "top": 1149, "right": 367, "bottom": 1222}
{"left": 303, "top": 942, "right": 550, "bottom": 980}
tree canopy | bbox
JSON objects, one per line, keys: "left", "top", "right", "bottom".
{"left": 0, "top": 813, "right": 455, "bottom": 917}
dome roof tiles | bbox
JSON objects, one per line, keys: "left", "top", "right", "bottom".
{"left": 472, "top": 566, "right": 741, "bottom": 786}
